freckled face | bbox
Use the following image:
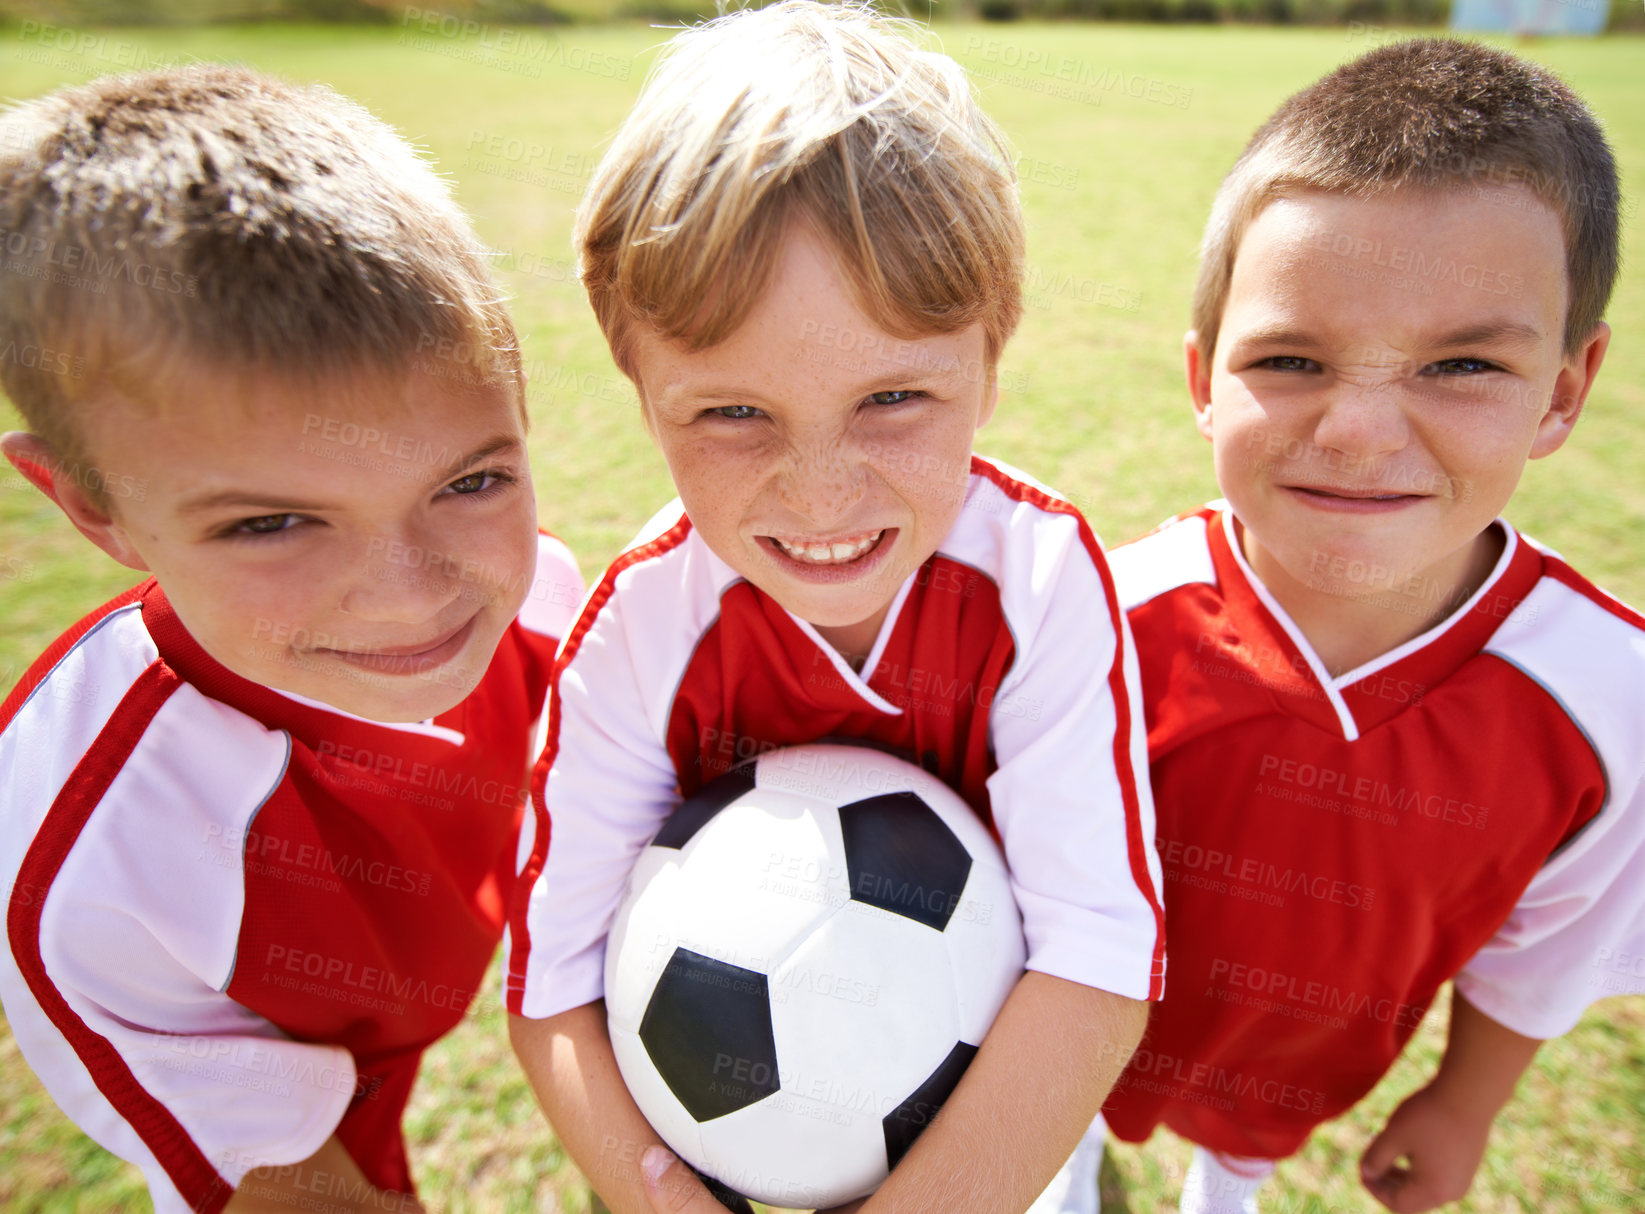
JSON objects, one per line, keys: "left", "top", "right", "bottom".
{"left": 631, "top": 224, "right": 996, "bottom": 654}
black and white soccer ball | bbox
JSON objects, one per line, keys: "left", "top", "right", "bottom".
{"left": 605, "top": 742, "right": 1026, "bottom": 1209}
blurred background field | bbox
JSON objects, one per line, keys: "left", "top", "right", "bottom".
{"left": 0, "top": 13, "right": 1641, "bottom": 1214}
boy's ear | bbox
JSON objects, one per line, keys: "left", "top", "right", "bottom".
{"left": 2, "top": 431, "right": 62, "bottom": 504}
{"left": 1531, "top": 322, "right": 1610, "bottom": 460}
{"left": 1, "top": 432, "right": 151, "bottom": 572}
{"left": 1184, "top": 331, "right": 1214, "bottom": 442}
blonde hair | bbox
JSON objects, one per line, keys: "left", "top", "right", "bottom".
{"left": 0, "top": 64, "right": 521, "bottom": 498}
{"left": 576, "top": 0, "right": 1024, "bottom": 380}
{"left": 1193, "top": 38, "right": 1621, "bottom": 358}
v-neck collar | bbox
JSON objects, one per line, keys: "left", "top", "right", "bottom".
{"left": 1208, "top": 509, "right": 1544, "bottom": 740}
{"left": 781, "top": 575, "right": 915, "bottom": 717}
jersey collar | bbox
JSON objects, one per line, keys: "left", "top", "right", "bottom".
{"left": 1209, "top": 509, "right": 1545, "bottom": 739}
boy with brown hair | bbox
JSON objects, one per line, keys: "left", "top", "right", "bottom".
{"left": 1037, "top": 38, "right": 1645, "bottom": 1214}
{"left": 0, "top": 66, "right": 582, "bottom": 1212}
{"left": 506, "top": 4, "right": 1166, "bottom": 1211}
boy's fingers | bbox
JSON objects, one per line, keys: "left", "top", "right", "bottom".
{"left": 640, "top": 1147, "right": 753, "bottom": 1214}
{"left": 1359, "top": 1125, "right": 1406, "bottom": 1183}
{"left": 1360, "top": 1129, "right": 1417, "bottom": 1211}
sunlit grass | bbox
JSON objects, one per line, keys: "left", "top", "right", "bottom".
{"left": 0, "top": 19, "right": 1640, "bottom": 1214}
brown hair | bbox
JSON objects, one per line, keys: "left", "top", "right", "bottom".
{"left": 1193, "top": 38, "right": 1621, "bottom": 357}
{"left": 0, "top": 64, "right": 520, "bottom": 498}
{"left": 576, "top": 0, "right": 1024, "bottom": 381}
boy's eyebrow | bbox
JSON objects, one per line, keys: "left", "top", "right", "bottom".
{"left": 176, "top": 436, "right": 525, "bottom": 516}
{"left": 1226, "top": 324, "right": 1316, "bottom": 350}
{"left": 177, "top": 488, "right": 333, "bottom": 516}
{"left": 1230, "top": 321, "right": 1545, "bottom": 352}
{"left": 661, "top": 364, "right": 977, "bottom": 408}
{"left": 1432, "top": 322, "right": 1544, "bottom": 348}
{"left": 436, "top": 435, "right": 526, "bottom": 480}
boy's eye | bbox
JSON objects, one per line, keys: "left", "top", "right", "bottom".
{"left": 235, "top": 513, "right": 301, "bottom": 536}
{"left": 1257, "top": 356, "right": 1318, "bottom": 373}
{"left": 1423, "top": 357, "right": 1500, "bottom": 376}
{"left": 708, "top": 404, "right": 763, "bottom": 420}
{"left": 441, "top": 468, "right": 516, "bottom": 496}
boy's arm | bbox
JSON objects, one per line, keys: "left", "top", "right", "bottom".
{"left": 835, "top": 495, "right": 1161, "bottom": 1211}
{"left": 1359, "top": 991, "right": 1539, "bottom": 1214}
{"left": 507, "top": 519, "right": 726, "bottom": 1213}
{"left": 1359, "top": 742, "right": 1645, "bottom": 1214}
{"left": 609, "top": 977, "right": 1145, "bottom": 1214}
{"left": 511, "top": 1004, "right": 722, "bottom": 1214}
{"left": 857, "top": 972, "right": 1145, "bottom": 1213}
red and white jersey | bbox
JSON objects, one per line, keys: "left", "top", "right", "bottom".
{"left": 508, "top": 456, "right": 1165, "bottom": 1019}
{"left": 1102, "top": 504, "right": 1645, "bottom": 1159}
{"left": 0, "top": 534, "right": 582, "bottom": 1214}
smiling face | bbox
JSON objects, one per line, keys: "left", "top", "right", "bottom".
{"left": 57, "top": 363, "right": 537, "bottom": 722}
{"left": 1191, "top": 185, "right": 1608, "bottom": 622}
{"left": 630, "top": 223, "right": 997, "bottom": 659}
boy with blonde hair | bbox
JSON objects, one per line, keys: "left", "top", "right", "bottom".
{"left": 506, "top": 4, "right": 1165, "bottom": 1211}
{"left": 0, "top": 66, "right": 582, "bottom": 1212}
{"left": 1037, "top": 39, "right": 1645, "bottom": 1214}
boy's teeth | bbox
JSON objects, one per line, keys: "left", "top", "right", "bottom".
{"left": 775, "top": 531, "right": 882, "bottom": 564}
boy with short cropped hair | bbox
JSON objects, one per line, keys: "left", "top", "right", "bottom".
{"left": 0, "top": 66, "right": 583, "bottom": 1212}
{"left": 1036, "top": 39, "right": 1645, "bottom": 1214}
{"left": 505, "top": 4, "right": 1165, "bottom": 1211}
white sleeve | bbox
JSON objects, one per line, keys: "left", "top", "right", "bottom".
{"left": 1460, "top": 574, "right": 1645, "bottom": 1038}
{"left": 1456, "top": 776, "right": 1645, "bottom": 1038}
{"left": 510, "top": 551, "right": 690, "bottom": 1021}
{"left": 2, "top": 648, "right": 354, "bottom": 1213}
{"left": 985, "top": 510, "right": 1166, "bottom": 1002}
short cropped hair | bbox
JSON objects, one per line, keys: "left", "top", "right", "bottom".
{"left": 1193, "top": 39, "right": 1621, "bottom": 357}
{"left": 0, "top": 65, "right": 520, "bottom": 497}
{"left": 576, "top": 0, "right": 1024, "bottom": 380}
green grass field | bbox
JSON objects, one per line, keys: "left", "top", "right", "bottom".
{"left": 0, "top": 16, "right": 1641, "bottom": 1214}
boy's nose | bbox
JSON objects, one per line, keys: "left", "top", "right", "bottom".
{"left": 776, "top": 442, "right": 868, "bottom": 528}
{"left": 338, "top": 532, "right": 462, "bottom": 622}
{"left": 1309, "top": 379, "right": 1410, "bottom": 459}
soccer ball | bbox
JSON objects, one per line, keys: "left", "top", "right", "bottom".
{"left": 605, "top": 743, "right": 1026, "bottom": 1209}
